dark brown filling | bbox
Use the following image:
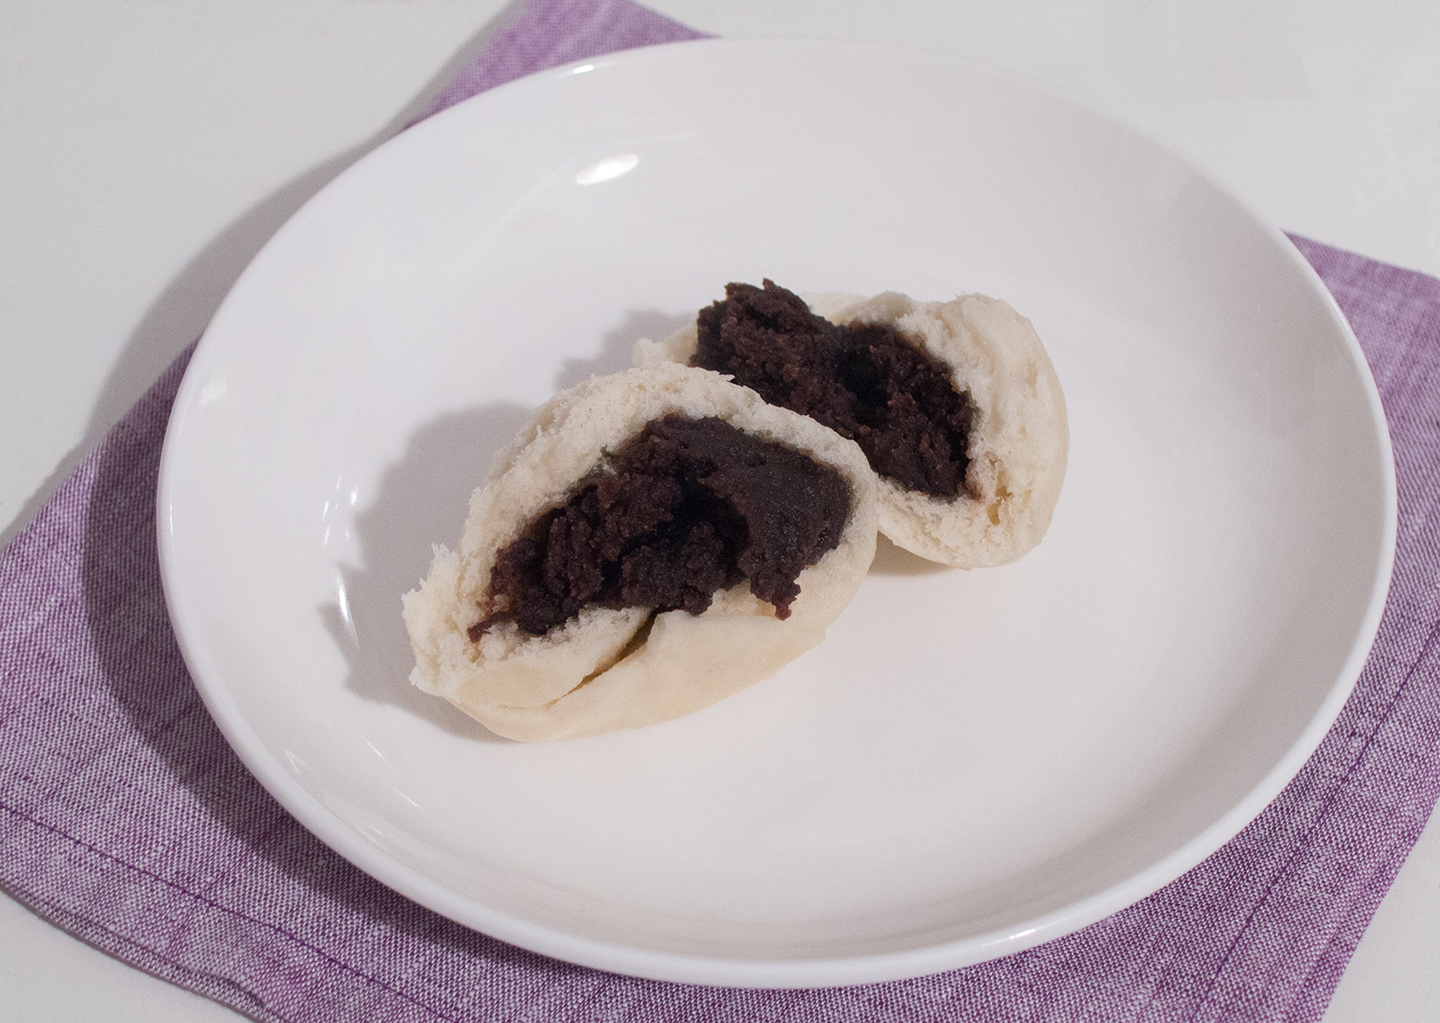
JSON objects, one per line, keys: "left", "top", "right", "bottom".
{"left": 692, "top": 280, "right": 973, "bottom": 499}
{"left": 471, "top": 415, "right": 851, "bottom": 639}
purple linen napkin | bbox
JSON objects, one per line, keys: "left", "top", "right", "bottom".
{"left": 2, "top": 1, "right": 1438, "bottom": 1020}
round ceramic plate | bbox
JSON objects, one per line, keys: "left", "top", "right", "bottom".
{"left": 157, "top": 39, "right": 1395, "bottom": 987}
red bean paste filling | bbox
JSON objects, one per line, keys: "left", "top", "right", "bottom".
{"left": 692, "top": 280, "right": 974, "bottom": 499}
{"left": 470, "top": 415, "right": 851, "bottom": 639}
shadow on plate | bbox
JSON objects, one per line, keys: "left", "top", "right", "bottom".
{"left": 322, "top": 401, "right": 536, "bottom": 743}
{"left": 868, "top": 534, "right": 952, "bottom": 576}
{"left": 553, "top": 307, "right": 693, "bottom": 390}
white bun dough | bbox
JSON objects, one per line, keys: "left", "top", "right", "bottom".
{"left": 634, "top": 290, "right": 1068, "bottom": 568}
{"left": 402, "top": 363, "right": 878, "bottom": 742}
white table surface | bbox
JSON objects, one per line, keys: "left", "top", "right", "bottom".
{"left": 3, "top": 1, "right": 1439, "bottom": 1019}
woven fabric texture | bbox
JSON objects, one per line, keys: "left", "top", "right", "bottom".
{"left": 3, "top": 1, "right": 1439, "bottom": 1020}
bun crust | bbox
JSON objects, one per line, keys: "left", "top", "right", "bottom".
{"left": 635, "top": 291, "right": 1068, "bottom": 568}
{"left": 402, "top": 363, "right": 878, "bottom": 742}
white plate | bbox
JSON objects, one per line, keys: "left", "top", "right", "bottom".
{"left": 156, "top": 39, "right": 1395, "bottom": 987}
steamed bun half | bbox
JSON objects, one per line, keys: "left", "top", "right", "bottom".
{"left": 402, "top": 363, "right": 878, "bottom": 742}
